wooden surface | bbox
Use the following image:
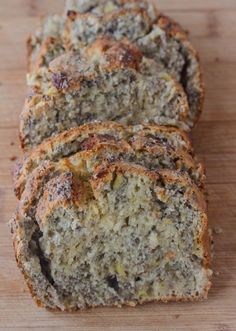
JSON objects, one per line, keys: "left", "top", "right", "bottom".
{"left": 0, "top": 1, "right": 236, "bottom": 330}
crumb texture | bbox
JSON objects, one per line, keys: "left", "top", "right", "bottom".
{"left": 27, "top": 0, "right": 203, "bottom": 131}
{"left": 12, "top": 159, "right": 211, "bottom": 310}
{"left": 14, "top": 122, "right": 204, "bottom": 200}
{"left": 21, "top": 38, "right": 190, "bottom": 150}
{"left": 10, "top": 0, "right": 210, "bottom": 312}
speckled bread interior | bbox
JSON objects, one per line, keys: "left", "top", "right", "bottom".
{"left": 21, "top": 38, "right": 190, "bottom": 150}
{"left": 11, "top": 156, "right": 211, "bottom": 310}
{"left": 27, "top": 0, "right": 204, "bottom": 129}
{"left": 10, "top": 0, "right": 211, "bottom": 311}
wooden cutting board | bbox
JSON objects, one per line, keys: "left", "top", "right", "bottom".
{"left": 0, "top": 1, "right": 236, "bottom": 330}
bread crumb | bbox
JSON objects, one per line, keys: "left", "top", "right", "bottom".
{"left": 10, "top": 156, "right": 17, "bottom": 161}
{"left": 10, "top": 142, "right": 15, "bottom": 146}
{"left": 214, "top": 271, "right": 220, "bottom": 277}
{"left": 213, "top": 227, "right": 223, "bottom": 234}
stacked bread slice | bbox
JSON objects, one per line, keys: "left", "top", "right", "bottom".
{"left": 11, "top": 0, "right": 212, "bottom": 310}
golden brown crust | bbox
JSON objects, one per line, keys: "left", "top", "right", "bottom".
{"left": 14, "top": 122, "right": 196, "bottom": 199}
{"left": 48, "top": 37, "right": 143, "bottom": 92}
{"left": 201, "top": 215, "right": 212, "bottom": 268}
{"left": 92, "top": 162, "right": 204, "bottom": 209}
{"left": 27, "top": 35, "right": 35, "bottom": 72}
{"left": 35, "top": 172, "right": 89, "bottom": 224}
{"left": 157, "top": 14, "right": 188, "bottom": 40}
{"left": 85, "top": 37, "right": 143, "bottom": 71}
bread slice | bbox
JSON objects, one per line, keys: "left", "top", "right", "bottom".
{"left": 27, "top": 1, "right": 203, "bottom": 128}
{"left": 20, "top": 38, "right": 190, "bottom": 150}
{"left": 15, "top": 122, "right": 205, "bottom": 199}
{"left": 11, "top": 157, "right": 211, "bottom": 310}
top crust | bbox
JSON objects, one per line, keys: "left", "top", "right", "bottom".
{"left": 85, "top": 38, "right": 143, "bottom": 71}
{"left": 14, "top": 122, "right": 203, "bottom": 200}
{"left": 49, "top": 38, "right": 143, "bottom": 91}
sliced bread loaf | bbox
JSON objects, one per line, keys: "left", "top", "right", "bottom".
{"left": 11, "top": 158, "right": 211, "bottom": 310}
{"left": 15, "top": 122, "right": 204, "bottom": 199}
{"left": 20, "top": 38, "right": 190, "bottom": 150}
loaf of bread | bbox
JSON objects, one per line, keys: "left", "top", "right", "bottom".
{"left": 21, "top": 38, "right": 190, "bottom": 150}
{"left": 27, "top": 0, "right": 203, "bottom": 128}
{"left": 10, "top": 0, "right": 211, "bottom": 311}
{"left": 11, "top": 154, "right": 211, "bottom": 310}
{"left": 14, "top": 122, "right": 205, "bottom": 199}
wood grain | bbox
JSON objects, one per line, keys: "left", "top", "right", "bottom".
{"left": 0, "top": 1, "right": 236, "bottom": 330}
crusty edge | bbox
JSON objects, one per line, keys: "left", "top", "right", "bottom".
{"left": 15, "top": 123, "right": 194, "bottom": 198}
{"left": 157, "top": 14, "right": 204, "bottom": 126}
{"left": 27, "top": 34, "right": 35, "bottom": 72}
